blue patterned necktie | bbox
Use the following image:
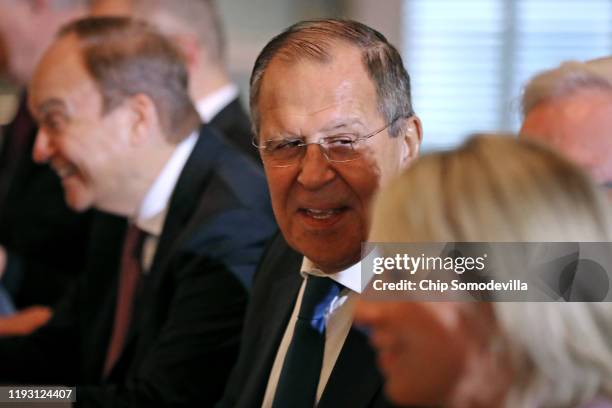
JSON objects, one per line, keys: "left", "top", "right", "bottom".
{"left": 272, "top": 275, "right": 343, "bottom": 408}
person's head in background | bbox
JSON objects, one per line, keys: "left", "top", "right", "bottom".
{"left": 0, "top": 0, "right": 88, "bottom": 85}
{"left": 89, "top": 0, "right": 230, "bottom": 105}
{"left": 251, "top": 19, "right": 422, "bottom": 273}
{"left": 520, "top": 56, "right": 612, "bottom": 186}
{"left": 355, "top": 136, "right": 612, "bottom": 408}
{"left": 29, "top": 17, "right": 200, "bottom": 216}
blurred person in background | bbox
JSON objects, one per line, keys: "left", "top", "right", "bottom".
{"left": 520, "top": 56, "right": 612, "bottom": 189}
{"left": 89, "top": 0, "right": 259, "bottom": 163}
{"left": 0, "top": 16, "right": 275, "bottom": 407}
{"left": 355, "top": 135, "right": 612, "bottom": 408}
{"left": 0, "top": 0, "right": 92, "bottom": 328}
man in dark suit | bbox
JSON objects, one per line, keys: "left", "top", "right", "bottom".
{"left": 217, "top": 19, "right": 423, "bottom": 408}
{"left": 0, "top": 17, "right": 276, "bottom": 407}
{"left": 0, "top": 0, "right": 91, "bottom": 321}
{"left": 90, "top": 0, "right": 259, "bottom": 164}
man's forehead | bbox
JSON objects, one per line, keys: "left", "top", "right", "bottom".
{"left": 31, "top": 35, "right": 81, "bottom": 83}
{"left": 266, "top": 41, "right": 366, "bottom": 81}
{"left": 259, "top": 45, "right": 377, "bottom": 122}
{"left": 523, "top": 89, "right": 612, "bottom": 140}
{"left": 29, "top": 35, "right": 98, "bottom": 114}
{"left": 522, "top": 88, "right": 612, "bottom": 182}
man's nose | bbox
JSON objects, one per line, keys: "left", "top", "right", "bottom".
{"left": 296, "top": 144, "right": 336, "bottom": 190}
{"left": 32, "top": 128, "right": 56, "bottom": 163}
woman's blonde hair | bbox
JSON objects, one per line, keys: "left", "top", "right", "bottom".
{"left": 371, "top": 135, "right": 612, "bottom": 407}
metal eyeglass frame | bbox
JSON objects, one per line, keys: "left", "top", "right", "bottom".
{"left": 252, "top": 116, "right": 404, "bottom": 168}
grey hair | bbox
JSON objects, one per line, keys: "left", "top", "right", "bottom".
{"left": 521, "top": 56, "right": 612, "bottom": 117}
{"left": 370, "top": 135, "right": 612, "bottom": 407}
{"left": 59, "top": 16, "right": 200, "bottom": 143}
{"left": 249, "top": 19, "right": 415, "bottom": 138}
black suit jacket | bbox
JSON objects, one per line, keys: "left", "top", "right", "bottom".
{"left": 0, "top": 125, "right": 277, "bottom": 407}
{"left": 0, "top": 96, "right": 93, "bottom": 307}
{"left": 218, "top": 233, "right": 400, "bottom": 408}
{"left": 209, "top": 97, "right": 261, "bottom": 165}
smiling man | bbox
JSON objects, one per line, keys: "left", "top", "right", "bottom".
{"left": 218, "top": 19, "right": 422, "bottom": 408}
{"left": 0, "top": 17, "right": 276, "bottom": 407}
{"left": 0, "top": 0, "right": 91, "bottom": 323}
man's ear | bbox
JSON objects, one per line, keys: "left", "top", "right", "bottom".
{"left": 127, "top": 93, "right": 158, "bottom": 146}
{"left": 399, "top": 115, "right": 423, "bottom": 167}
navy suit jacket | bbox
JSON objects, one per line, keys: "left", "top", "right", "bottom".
{"left": 217, "top": 232, "right": 401, "bottom": 408}
{"left": 0, "top": 125, "right": 277, "bottom": 407}
{"left": 209, "top": 97, "right": 261, "bottom": 165}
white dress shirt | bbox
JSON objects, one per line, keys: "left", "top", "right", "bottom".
{"left": 133, "top": 131, "right": 198, "bottom": 272}
{"left": 261, "top": 258, "right": 364, "bottom": 407}
{"left": 195, "top": 84, "right": 239, "bottom": 123}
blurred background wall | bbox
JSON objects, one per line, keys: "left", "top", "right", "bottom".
{"left": 2, "top": 0, "right": 611, "bottom": 151}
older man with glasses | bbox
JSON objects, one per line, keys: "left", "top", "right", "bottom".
{"left": 217, "top": 19, "right": 422, "bottom": 408}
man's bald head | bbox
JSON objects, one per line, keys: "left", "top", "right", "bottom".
{"left": 520, "top": 57, "right": 612, "bottom": 184}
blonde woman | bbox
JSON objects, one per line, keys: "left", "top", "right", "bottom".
{"left": 355, "top": 135, "right": 612, "bottom": 408}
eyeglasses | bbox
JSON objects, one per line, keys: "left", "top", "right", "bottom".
{"left": 253, "top": 117, "right": 403, "bottom": 168}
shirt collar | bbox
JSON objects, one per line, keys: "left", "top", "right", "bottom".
{"left": 133, "top": 131, "right": 198, "bottom": 237}
{"left": 195, "top": 83, "right": 239, "bottom": 122}
{"left": 300, "top": 258, "right": 364, "bottom": 294}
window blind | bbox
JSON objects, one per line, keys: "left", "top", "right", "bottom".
{"left": 402, "top": 0, "right": 612, "bottom": 151}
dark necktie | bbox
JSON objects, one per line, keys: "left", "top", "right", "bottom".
{"left": 103, "top": 224, "right": 146, "bottom": 377}
{"left": 272, "top": 275, "right": 343, "bottom": 408}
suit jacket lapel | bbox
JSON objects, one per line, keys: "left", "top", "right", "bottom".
{"left": 318, "top": 327, "right": 386, "bottom": 407}
{"left": 209, "top": 97, "right": 260, "bottom": 164}
{"left": 240, "top": 238, "right": 303, "bottom": 405}
{"left": 209, "top": 98, "right": 246, "bottom": 136}
{"left": 117, "top": 125, "right": 220, "bottom": 362}
{"left": 150, "top": 125, "right": 219, "bottom": 270}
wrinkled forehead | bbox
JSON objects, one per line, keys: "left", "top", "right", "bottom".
{"left": 257, "top": 47, "right": 381, "bottom": 137}
{"left": 28, "top": 35, "right": 99, "bottom": 114}
{"left": 522, "top": 90, "right": 612, "bottom": 182}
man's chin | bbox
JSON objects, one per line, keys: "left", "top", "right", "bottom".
{"left": 302, "top": 250, "right": 360, "bottom": 274}
{"left": 64, "top": 192, "right": 94, "bottom": 213}
{"left": 283, "top": 224, "right": 363, "bottom": 273}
